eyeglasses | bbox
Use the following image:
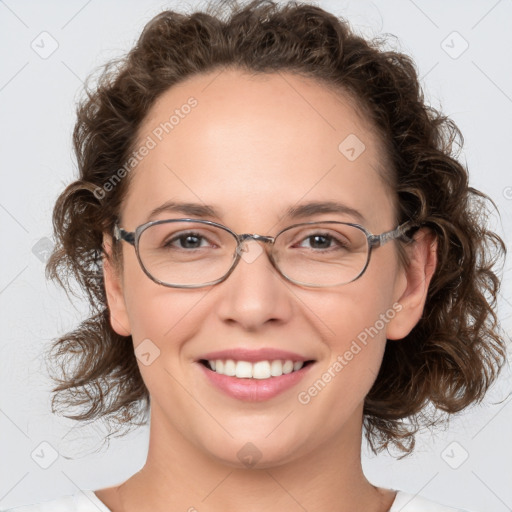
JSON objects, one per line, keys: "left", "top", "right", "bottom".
{"left": 113, "top": 218, "right": 417, "bottom": 288}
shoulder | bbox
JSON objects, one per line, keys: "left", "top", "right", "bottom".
{"left": 390, "top": 490, "right": 477, "bottom": 512}
{"left": 0, "top": 490, "right": 111, "bottom": 512}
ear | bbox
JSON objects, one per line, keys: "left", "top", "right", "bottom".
{"left": 102, "top": 233, "right": 131, "bottom": 336}
{"left": 386, "top": 227, "right": 438, "bottom": 340}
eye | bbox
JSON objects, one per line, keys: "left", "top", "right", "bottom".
{"left": 163, "top": 231, "right": 214, "bottom": 250}
{"left": 294, "top": 231, "right": 351, "bottom": 251}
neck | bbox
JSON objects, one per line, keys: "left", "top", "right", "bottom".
{"left": 104, "top": 402, "right": 395, "bottom": 512}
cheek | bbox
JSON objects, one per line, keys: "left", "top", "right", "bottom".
{"left": 120, "top": 248, "right": 202, "bottom": 341}
{"left": 122, "top": 285, "right": 209, "bottom": 408}
{"left": 316, "top": 292, "right": 389, "bottom": 392}
{"left": 296, "top": 263, "right": 399, "bottom": 395}
{"left": 301, "top": 263, "right": 399, "bottom": 351}
{"left": 124, "top": 286, "right": 208, "bottom": 346}
{"left": 120, "top": 258, "right": 211, "bottom": 385}
{"left": 293, "top": 286, "right": 395, "bottom": 437}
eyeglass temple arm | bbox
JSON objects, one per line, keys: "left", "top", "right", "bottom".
{"left": 371, "top": 221, "right": 419, "bottom": 247}
{"left": 113, "top": 224, "right": 135, "bottom": 245}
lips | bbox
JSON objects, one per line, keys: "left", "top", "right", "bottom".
{"left": 195, "top": 348, "right": 316, "bottom": 401}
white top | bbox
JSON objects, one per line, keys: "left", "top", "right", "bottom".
{"left": 0, "top": 489, "right": 474, "bottom": 512}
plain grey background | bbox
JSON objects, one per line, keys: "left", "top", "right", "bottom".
{"left": 1, "top": 0, "right": 511, "bottom": 510}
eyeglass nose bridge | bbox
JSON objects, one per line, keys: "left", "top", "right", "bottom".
{"left": 234, "top": 233, "right": 276, "bottom": 258}
{"left": 222, "top": 231, "right": 292, "bottom": 288}
{"left": 237, "top": 233, "right": 275, "bottom": 245}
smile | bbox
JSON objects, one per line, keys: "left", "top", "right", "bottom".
{"left": 197, "top": 359, "right": 316, "bottom": 401}
{"left": 200, "top": 359, "right": 314, "bottom": 379}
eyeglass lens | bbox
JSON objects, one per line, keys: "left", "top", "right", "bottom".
{"left": 136, "top": 220, "right": 370, "bottom": 287}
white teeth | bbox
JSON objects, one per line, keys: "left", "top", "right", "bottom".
{"left": 207, "top": 359, "right": 306, "bottom": 379}
{"left": 252, "top": 361, "right": 271, "bottom": 379}
{"left": 293, "top": 361, "right": 303, "bottom": 371}
{"left": 270, "top": 360, "right": 283, "bottom": 376}
{"left": 223, "top": 359, "right": 236, "bottom": 376}
{"left": 235, "top": 360, "right": 252, "bottom": 378}
{"left": 282, "top": 360, "right": 294, "bottom": 374}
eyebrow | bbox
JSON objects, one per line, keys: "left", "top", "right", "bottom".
{"left": 146, "top": 201, "right": 218, "bottom": 222}
{"left": 285, "top": 201, "right": 365, "bottom": 223}
{"left": 145, "top": 200, "right": 366, "bottom": 224}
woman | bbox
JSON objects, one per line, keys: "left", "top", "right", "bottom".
{"left": 4, "top": 0, "right": 507, "bottom": 510}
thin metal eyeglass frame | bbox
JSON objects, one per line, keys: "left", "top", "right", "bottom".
{"left": 113, "top": 218, "right": 417, "bottom": 289}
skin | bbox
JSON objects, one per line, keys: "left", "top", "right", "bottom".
{"left": 97, "top": 68, "right": 437, "bottom": 512}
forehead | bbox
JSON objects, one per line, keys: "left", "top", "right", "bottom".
{"left": 121, "top": 69, "right": 395, "bottom": 231}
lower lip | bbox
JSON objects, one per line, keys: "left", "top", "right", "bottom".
{"left": 197, "top": 362, "right": 314, "bottom": 402}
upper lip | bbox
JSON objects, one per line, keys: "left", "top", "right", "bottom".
{"left": 197, "top": 348, "right": 314, "bottom": 363}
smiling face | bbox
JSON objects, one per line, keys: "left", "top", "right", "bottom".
{"left": 103, "top": 68, "right": 429, "bottom": 469}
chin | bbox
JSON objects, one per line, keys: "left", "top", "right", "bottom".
{"left": 198, "top": 431, "right": 307, "bottom": 470}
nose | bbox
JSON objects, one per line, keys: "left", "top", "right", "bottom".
{"left": 214, "top": 239, "right": 294, "bottom": 331}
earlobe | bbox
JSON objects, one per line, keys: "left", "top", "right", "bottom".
{"left": 102, "top": 234, "right": 131, "bottom": 336}
{"left": 386, "top": 227, "right": 438, "bottom": 340}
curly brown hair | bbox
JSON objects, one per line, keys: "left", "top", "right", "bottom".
{"left": 45, "top": 0, "right": 507, "bottom": 456}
